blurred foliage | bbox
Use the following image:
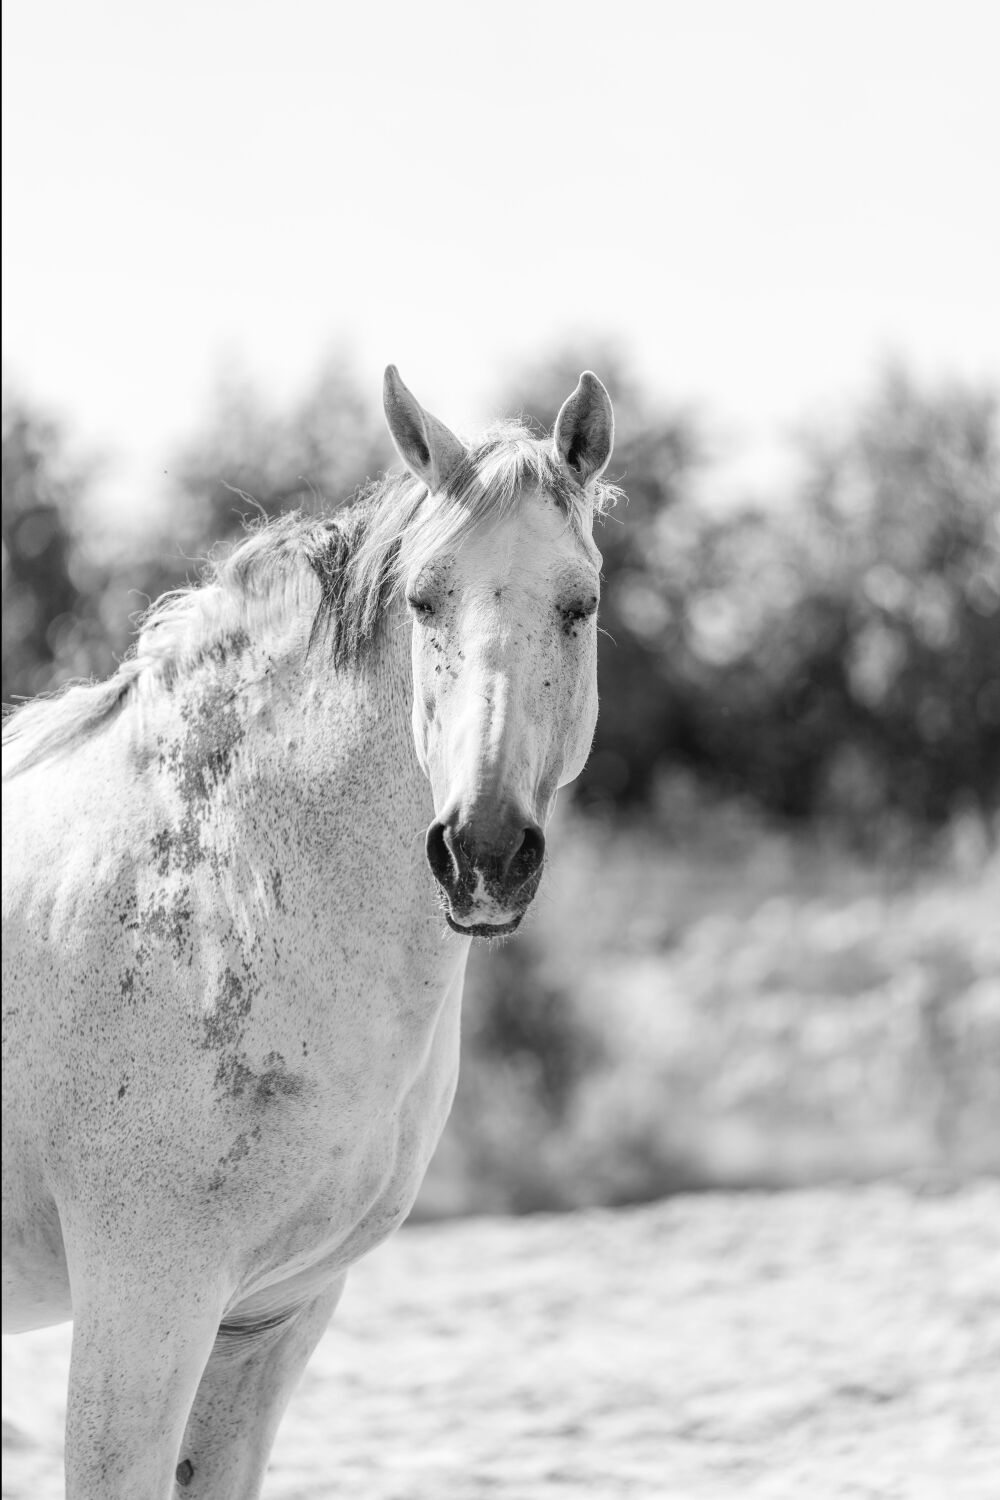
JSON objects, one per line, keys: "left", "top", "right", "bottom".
{"left": 576, "top": 362, "right": 999, "bottom": 828}
{"left": 132, "top": 356, "right": 396, "bottom": 608}
{"left": 4, "top": 355, "right": 998, "bottom": 828}
{"left": 169, "top": 357, "right": 393, "bottom": 553}
{"left": 2, "top": 398, "right": 119, "bottom": 702}
{"left": 418, "top": 809, "right": 1000, "bottom": 1217}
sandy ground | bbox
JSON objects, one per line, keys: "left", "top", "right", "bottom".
{"left": 3, "top": 1184, "right": 998, "bottom": 1499}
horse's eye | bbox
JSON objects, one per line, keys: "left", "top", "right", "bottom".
{"left": 407, "top": 596, "right": 435, "bottom": 618}
{"left": 560, "top": 595, "right": 599, "bottom": 624}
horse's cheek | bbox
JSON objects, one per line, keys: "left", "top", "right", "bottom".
{"left": 409, "top": 685, "right": 434, "bottom": 778}
{"left": 555, "top": 649, "right": 599, "bottom": 787}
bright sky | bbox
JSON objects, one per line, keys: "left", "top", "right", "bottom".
{"left": 3, "top": 0, "right": 998, "bottom": 517}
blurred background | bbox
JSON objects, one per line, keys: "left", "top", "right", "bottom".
{"left": 4, "top": 0, "right": 999, "bottom": 1214}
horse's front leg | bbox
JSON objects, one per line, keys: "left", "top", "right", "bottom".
{"left": 171, "top": 1278, "right": 345, "bottom": 1499}
{"left": 65, "top": 1272, "right": 224, "bottom": 1500}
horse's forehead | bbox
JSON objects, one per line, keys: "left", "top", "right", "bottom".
{"left": 453, "top": 492, "right": 594, "bottom": 582}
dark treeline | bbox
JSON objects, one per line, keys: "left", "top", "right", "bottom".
{"left": 4, "top": 351, "right": 999, "bottom": 835}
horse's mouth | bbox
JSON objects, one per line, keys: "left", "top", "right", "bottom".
{"left": 435, "top": 862, "right": 543, "bottom": 941}
{"left": 445, "top": 911, "right": 524, "bottom": 940}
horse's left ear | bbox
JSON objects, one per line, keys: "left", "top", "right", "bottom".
{"left": 553, "top": 372, "right": 614, "bottom": 488}
{"left": 383, "top": 366, "right": 468, "bottom": 493}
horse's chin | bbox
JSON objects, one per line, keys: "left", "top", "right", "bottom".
{"left": 445, "top": 911, "right": 524, "bottom": 941}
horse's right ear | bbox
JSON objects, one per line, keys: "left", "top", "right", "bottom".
{"left": 383, "top": 366, "right": 468, "bottom": 493}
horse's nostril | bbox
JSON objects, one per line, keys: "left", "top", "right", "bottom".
{"left": 427, "top": 815, "right": 544, "bottom": 901}
{"left": 425, "top": 821, "right": 454, "bottom": 889}
{"left": 511, "top": 824, "right": 545, "bottom": 885}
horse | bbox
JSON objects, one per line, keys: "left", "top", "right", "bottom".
{"left": 1, "top": 365, "right": 618, "bottom": 1498}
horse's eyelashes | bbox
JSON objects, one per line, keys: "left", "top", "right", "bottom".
{"left": 406, "top": 596, "right": 436, "bottom": 618}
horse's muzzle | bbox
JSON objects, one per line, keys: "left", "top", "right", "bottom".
{"left": 425, "top": 809, "right": 545, "bottom": 936}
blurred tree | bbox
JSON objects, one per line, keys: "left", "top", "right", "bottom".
{"left": 464, "top": 936, "right": 604, "bottom": 1118}
{"left": 794, "top": 368, "right": 1000, "bottom": 822}
{"left": 2, "top": 393, "right": 117, "bottom": 702}
{"left": 671, "top": 369, "right": 1000, "bottom": 827}
{"left": 91, "top": 355, "right": 400, "bottom": 623}
{"left": 161, "top": 355, "right": 394, "bottom": 579}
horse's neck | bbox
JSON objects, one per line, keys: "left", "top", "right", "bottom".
{"left": 256, "top": 616, "right": 417, "bottom": 805}
{"left": 143, "top": 608, "right": 445, "bottom": 963}
{"left": 232, "top": 614, "right": 421, "bottom": 838}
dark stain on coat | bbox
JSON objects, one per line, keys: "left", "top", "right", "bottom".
{"left": 207, "top": 1123, "right": 262, "bottom": 1191}
{"left": 200, "top": 959, "right": 305, "bottom": 1108}
{"left": 212, "top": 1048, "right": 303, "bottom": 1105}
{"left": 202, "top": 965, "right": 254, "bottom": 1051}
{"left": 151, "top": 670, "right": 247, "bottom": 876}
{"left": 142, "top": 889, "right": 194, "bottom": 962}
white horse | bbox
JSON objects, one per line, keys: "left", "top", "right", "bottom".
{"left": 2, "top": 367, "right": 617, "bottom": 1498}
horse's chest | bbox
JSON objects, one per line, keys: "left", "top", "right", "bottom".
{"left": 209, "top": 988, "right": 462, "bottom": 1296}
{"left": 324, "top": 1086, "right": 448, "bottom": 1256}
{"left": 329, "top": 1060, "right": 454, "bottom": 1225}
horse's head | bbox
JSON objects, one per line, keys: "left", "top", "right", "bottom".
{"left": 383, "top": 366, "right": 614, "bottom": 938}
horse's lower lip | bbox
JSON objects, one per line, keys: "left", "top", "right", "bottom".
{"left": 445, "top": 912, "right": 523, "bottom": 939}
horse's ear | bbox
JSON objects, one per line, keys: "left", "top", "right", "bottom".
{"left": 553, "top": 371, "right": 614, "bottom": 488}
{"left": 383, "top": 366, "right": 467, "bottom": 492}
